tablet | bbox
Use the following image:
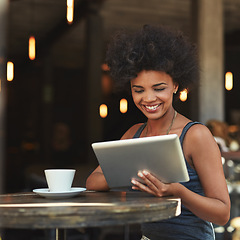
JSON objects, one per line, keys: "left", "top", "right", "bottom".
{"left": 92, "top": 134, "right": 189, "bottom": 188}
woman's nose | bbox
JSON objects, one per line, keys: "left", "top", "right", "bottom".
{"left": 142, "top": 91, "right": 157, "bottom": 102}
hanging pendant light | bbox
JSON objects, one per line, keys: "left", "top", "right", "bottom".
{"left": 225, "top": 72, "right": 233, "bottom": 91}
{"left": 29, "top": 35, "right": 36, "bottom": 60}
{"left": 120, "top": 98, "right": 128, "bottom": 113}
{"left": 99, "top": 104, "right": 108, "bottom": 118}
{"left": 28, "top": 0, "right": 36, "bottom": 60}
{"left": 7, "top": 61, "right": 14, "bottom": 81}
{"left": 179, "top": 89, "right": 188, "bottom": 102}
{"left": 67, "top": 0, "right": 74, "bottom": 24}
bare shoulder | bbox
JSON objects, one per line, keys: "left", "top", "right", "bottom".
{"left": 185, "top": 123, "right": 213, "bottom": 140}
{"left": 182, "top": 122, "right": 221, "bottom": 169}
{"left": 121, "top": 123, "right": 145, "bottom": 140}
{"left": 183, "top": 122, "right": 218, "bottom": 152}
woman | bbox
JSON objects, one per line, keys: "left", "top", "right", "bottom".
{"left": 86, "top": 25, "right": 230, "bottom": 240}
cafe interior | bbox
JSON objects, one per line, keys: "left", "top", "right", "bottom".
{"left": 0, "top": 0, "right": 240, "bottom": 239}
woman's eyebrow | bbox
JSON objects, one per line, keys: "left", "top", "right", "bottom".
{"left": 132, "top": 85, "right": 143, "bottom": 88}
{"left": 152, "top": 83, "right": 167, "bottom": 87}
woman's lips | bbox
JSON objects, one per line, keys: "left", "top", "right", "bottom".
{"left": 143, "top": 104, "right": 161, "bottom": 112}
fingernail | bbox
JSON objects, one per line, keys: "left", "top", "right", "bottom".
{"left": 138, "top": 171, "right": 143, "bottom": 177}
{"left": 131, "top": 179, "right": 136, "bottom": 184}
{"left": 143, "top": 170, "right": 149, "bottom": 175}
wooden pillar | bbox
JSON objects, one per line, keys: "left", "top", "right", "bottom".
{"left": 85, "top": 9, "right": 103, "bottom": 164}
{"left": 0, "top": 0, "right": 8, "bottom": 193}
{"left": 191, "top": 0, "right": 224, "bottom": 124}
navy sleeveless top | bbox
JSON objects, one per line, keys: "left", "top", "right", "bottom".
{"left": 133, "top": 122, "right": 215, "bottom": 240}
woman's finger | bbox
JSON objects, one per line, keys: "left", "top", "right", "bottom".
{"left": 137, "top": 171, "right": 159, "bottom": 192}
{"left": 142, "top": 170, "right": 164, "bottom": 187}
{"left": 131, "top": 178, "right": 155, "bottom": 195}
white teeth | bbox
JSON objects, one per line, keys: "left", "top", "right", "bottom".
{"left": 145, "top": 104, "right": 159, "bottom": 110}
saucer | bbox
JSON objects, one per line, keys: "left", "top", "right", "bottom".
{"left": 33, "top": 187, "right": 86, "bottom": 199}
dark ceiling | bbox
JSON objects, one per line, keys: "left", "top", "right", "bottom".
{"left": 7, "top": 0, "right": 240, "bottom": 69}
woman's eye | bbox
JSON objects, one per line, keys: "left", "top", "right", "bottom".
{"left": 155, "top": 88, "right": 165, "bottom": 92}
{"left": 134, "top": 90, "right": 144, "bottom": 93}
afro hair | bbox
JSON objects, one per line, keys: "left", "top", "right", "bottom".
{"left": 105, "top": 25, "right": 199, "bottom": 93}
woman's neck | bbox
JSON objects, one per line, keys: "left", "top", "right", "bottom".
{"left": 145, "top": 109, "right": 177, "bottom": 136}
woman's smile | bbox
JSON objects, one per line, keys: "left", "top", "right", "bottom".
{"left": 143, "top": 103, "right": 161, "bottom": 113}
{"left": 131, "top": 70, "right": 178, "bottom": 119}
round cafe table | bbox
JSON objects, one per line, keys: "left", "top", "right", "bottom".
{"left": 0, "top": 190, "right": 181, "bottom": 240}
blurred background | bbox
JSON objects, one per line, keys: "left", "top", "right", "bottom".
{"left": 1, "top": 0, "right": 240, "bottom": 193}
{"left": 0, "top": 0, "right": 240, "bottom": 239}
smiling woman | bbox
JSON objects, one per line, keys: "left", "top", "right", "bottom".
{"left": 86, "top": 25, "right": 230, "bottom": 240}
{"left": 130, "top": 71, "right": 178, "bottom": 124}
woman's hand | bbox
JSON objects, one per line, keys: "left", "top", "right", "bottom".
{"left": 131, "top": 170, "right": 178, "bottom": 197}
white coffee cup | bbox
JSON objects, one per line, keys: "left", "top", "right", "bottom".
{"left": 44, "top": 169, "right": 76, "bottom": 192}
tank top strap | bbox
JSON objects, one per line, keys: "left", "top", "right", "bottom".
{"left": 179, "top": 121, "right": 202, "bottom": 145}
{"left": 133, "top": 121, "right": 203, "bottom": 141}
{"left": 133, "top": 122, "right": 147, "bottom": 138}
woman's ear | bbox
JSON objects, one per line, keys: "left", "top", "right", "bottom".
{"left": 173, "top": 83, "right": 179, "bottom": 94}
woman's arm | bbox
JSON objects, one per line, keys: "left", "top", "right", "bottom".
{"left": 183, "top": 124, "right": 230, "bottom": 225}
{"left": 86, "top": 124, "right": 142, "bottom": 191}
{"left": 86, "top": 165, "right": 109, "bottom": 191}
{"left": 131, "top": 125, "right": 231, "bottom": 226}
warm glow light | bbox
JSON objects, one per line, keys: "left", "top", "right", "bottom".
{"left": 29, "top": 36, "right": 36, "bottom": 60}
{"left": 101, "top": 63, "right": 110, "bottom": 71}
{"left": 225, "top": 72, "right": 233, "bottom": 91}
{"left": 67, "top": 0, "right": 74, "bottom": 7}
{"left": 120, "top": 98, "right": 128, "bottom": 113}
{"left": 66, "top": 0, "right": 74, "bottom": 24}
{"left": 67, "top": 6, "right": 74, "bottom": 24}
{"left": 99, "top": 104, "right": 108, "bottom": 118}
{"left": 101, "top": 74, "right": 113, "bottom": 95}
{"left": 7, "top": 61, "right": 14, "bottom": 81}
{"left": 180, "top": 89, "right": 188, "bottom": 102}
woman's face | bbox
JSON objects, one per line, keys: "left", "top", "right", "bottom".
{"left": 131, "top": 70, "right": 178, "bottom": 120}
